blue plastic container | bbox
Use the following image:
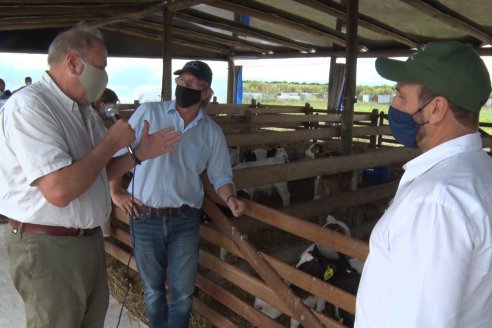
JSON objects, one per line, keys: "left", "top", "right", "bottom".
{"left": 362, "top": 166, "right": 391, "bottom": 185}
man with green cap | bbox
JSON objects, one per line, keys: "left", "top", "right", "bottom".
{"left": 355, "top": 41, "right": 492, "bottom": 327}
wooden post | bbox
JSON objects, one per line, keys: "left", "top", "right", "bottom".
{"left": 340, "top": 0, "right": 359, "bottom": 155}
{"left": 227, "top": 58, "right": 235, "bottom": 104}
{"left": 378, "top": 111, "right": 385, "bottom": 147}
{"left": 161, "top": 7, "right": 172, "bottom": 100}
{"left": 369, "top": 108, "right": 379, "bottom": 148}
{"left": 244, "top": 108, "right": 252, "bottom": 134}
{"left": 327, "top": 56, "right": 336, "bottom": 111}
{"left": 304, "top": 102, "right": 314, "bottom": 130}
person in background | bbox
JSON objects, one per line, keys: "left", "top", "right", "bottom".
{"left": 13, "top": 76, "right": 33, "bottom": 94}
{"left": 0, "top": 78, "right": 11, "bottom": 100}
{"left": 355, "top": 41, "right": 492, "bottom": 327}
{"left": 0, "top": 22, "right": 181, "bottom": 328}
{"left": 110, "top": 60, "right": 246, "bottom": 328}
{"left": 91, "top": 87, "right": 120, "bottom": 124}
{"left": 90, "top": 87, "right": 122, "bottom": 237}
{"left": 0, "top": 79, "right": 6, "bottom": 107}
{"left": 0, "top": 78, "right": 5, "bottom": 97}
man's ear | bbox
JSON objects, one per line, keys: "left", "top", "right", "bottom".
{"left": 202, "top": 87, "right": 213, "bottom": 100}
{"left": 429, "top": 96, "right": 449, "bottom": 124}
{"left": 67, "top": 52, "right": 83, "bottom": 75}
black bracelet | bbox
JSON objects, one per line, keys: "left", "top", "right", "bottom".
{"left": 127, "top": 147, "right": 142, "bottom": 165}
{"left": 226, "top": 194, "right": 236, "bottom": 203}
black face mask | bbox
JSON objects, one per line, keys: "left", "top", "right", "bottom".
{"left": 175, "top": 85, "right": 202, "bottom": 108}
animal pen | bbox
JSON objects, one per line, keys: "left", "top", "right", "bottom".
{"left": 2, "top": 1, "right": 491, "bottom": 326}
{"left": 105, "top": 102, "right": 492, "bottom": 327}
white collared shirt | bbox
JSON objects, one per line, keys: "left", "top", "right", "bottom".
{"left": 356, "top": 133, "right": 492, "bottom": 328}
{"left": 0, "top": 72, "right": 111, "bottom": 228}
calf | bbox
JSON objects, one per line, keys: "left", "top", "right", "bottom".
{"left": 234, "top": 147, "right": 290, "bottom": 207}
{"left": 254, "top": 216, "right": 362, "bottom": 327}
{"left": 254, "top": 245, "right": 361, "bottom": 327}
{"left": 305, "top": 142, "right": 353, "bottom": 200}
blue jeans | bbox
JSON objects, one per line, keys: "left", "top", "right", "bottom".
{"left": 130, "top": 206, "right": 201, "bottom": 328}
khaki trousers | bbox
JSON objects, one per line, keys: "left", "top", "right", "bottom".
{"left": 4, "top": 226, "right": 109, "bottom": 328}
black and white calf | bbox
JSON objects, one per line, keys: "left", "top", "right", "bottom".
{"left": 253, "top": 216, "right": 363, "bottom": 327}
{"left": 233, "top": 147, "right": 291, "bottom": 207}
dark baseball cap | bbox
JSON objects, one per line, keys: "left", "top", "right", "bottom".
{"left": 375, "top": 41, "right": 491, "bottom": 112}
{"left": 174, "top": 60, "right": 213, "bottom": 86}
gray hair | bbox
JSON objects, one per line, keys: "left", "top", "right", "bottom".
{"left": 47, "top": 21, "right": 104, "bottom": 65}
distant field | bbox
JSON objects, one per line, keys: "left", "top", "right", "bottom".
{"left": 255, "top": 99, "right": 492, "bottom": 125}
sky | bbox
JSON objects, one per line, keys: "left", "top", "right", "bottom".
{"left": 1, "top": 53, "right": 492, "bottom": 104}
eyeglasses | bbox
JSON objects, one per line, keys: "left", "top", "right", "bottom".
{"left": 174, "top": 77, "right": 208, "bottom": 91}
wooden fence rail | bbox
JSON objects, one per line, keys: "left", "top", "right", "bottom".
{"left": 104, "top": 103, "right": 492, "bottom": 327}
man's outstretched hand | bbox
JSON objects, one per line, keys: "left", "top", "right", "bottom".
{"left": 136, "top": 120, "right": 181, "bottom": 161}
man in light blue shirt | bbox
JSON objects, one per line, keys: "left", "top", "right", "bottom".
{"left": 111, "top": 60, "right": 246, "bottom": 328}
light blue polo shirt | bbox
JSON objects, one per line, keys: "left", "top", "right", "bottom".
{"left": 116, "top": 100, "right": 233, "bottom": 209}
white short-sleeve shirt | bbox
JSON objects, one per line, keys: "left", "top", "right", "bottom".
{"left": 355, "top": 133, "right": 492, "bottom": 328}
{"left": 0, "top": 72, "right": 111, "bottom": 228}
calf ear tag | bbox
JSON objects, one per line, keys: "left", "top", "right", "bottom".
{"left": 324, "top": 266, "right": 334, "bottom": 281}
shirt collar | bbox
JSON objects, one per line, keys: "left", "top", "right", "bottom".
{"left": 168, "top": 100, "right": 205, "bottom": 122}
{"left": 401, "top": 132, "right": 483, "bottom": 185}
{"left": 41, "top": 71, "right": 79, "bottom": 112}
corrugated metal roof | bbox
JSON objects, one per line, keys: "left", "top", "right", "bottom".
{"left": 0, "top": 0, "right": 490, "bottom": 59}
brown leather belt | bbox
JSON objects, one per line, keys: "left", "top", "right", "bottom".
{"left": 9, "top": 219, "right": 99, "bottom": 236}
{"left": 137, "top": 204, "right": 185, "bottom": 217}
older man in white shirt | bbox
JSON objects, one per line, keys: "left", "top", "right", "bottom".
{"left": 0, "top": 23, "right": 180, "bottom": 328}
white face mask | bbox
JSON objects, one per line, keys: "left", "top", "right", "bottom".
{"left": 79, "top": 59, "right": 108, "bottom": 103}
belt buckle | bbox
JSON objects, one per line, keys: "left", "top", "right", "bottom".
{"left": 154, "top": 207, "right": 174, "bottom": 216}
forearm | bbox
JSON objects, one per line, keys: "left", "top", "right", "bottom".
{"left": 217, "top": 183, "right": 236, "bottom": 203}
{"left": 35, "top": 136, "right": 120, "bottom": 207}
{"left": 217, "top": 183, "right": 246, "bottom": 217}
{"left": 106, "top": 152, "right": 138, "bottom": 181}
{"left": 109, "top": 178, "right": 123, "bottom": 195}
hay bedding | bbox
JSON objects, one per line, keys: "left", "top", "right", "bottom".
{"left": 106, "top": 254, "right": 149, "bottom": 326}
{"left": 106, "top": 252, "right": 255, "bottom": 327}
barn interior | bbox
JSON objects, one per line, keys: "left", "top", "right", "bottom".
{"left": 1, "top": 1, "right": 492, "bottom": 327}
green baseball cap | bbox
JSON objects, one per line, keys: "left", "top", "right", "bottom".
{"left": 375, "top": 41, "right": 491, "bottom": 112}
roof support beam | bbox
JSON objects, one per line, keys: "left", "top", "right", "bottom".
{"left": 92, "top": 0, "right": 215, "bottom": 28}
{"left": 0, "top": 16, "right": 93, "bottom": 31}
{"left": 0, "top": 4, "right": 143, "bottom": 16}
{"left": 399, "top": 0, "right": 492, "bottom": 44}
{"left": 173, "top": 28, "right": 268, "bottom": 54}
{"left": 291, "top": 0, "right": 420, "bottom": 49}
{"left": 210, "top": 0, "right": 347, "bottom": 47}
{"left": 176, "top": 11, "right": 312, "bottom": 53}
{"left": 166, "top": 0, "right": 217, "bottom": 12}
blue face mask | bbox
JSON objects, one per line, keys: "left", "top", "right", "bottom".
{"left": 388, "top": 99, "right": 433, "bottom": 148}
{"left": 387, "top": 106, "right": 420, "bottom": 148}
